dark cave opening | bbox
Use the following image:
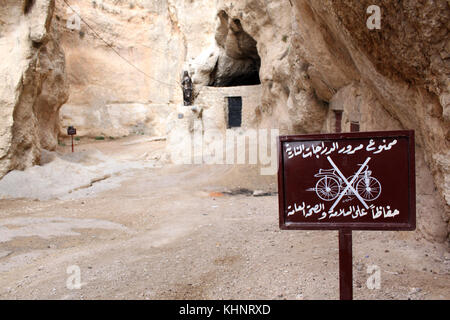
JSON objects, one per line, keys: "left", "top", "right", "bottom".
{"left": 208, "top": 16, "right": 261, "bottom": 87}
{"left": 209, "top": 61, "right": 261, "bottom": 87}
{"left": 23, "top": 0, "right": 35, "bottom": 14}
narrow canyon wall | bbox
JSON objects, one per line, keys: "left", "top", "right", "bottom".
{"left": 55, "top": 0, "right": 217, "bottom": 137}
{"left": 0, "top": 0, "right": 69, "bottom": 177}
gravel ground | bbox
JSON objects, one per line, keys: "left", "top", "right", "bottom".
{"left": 0, "top": 137, "right": 448, "bottom": 300}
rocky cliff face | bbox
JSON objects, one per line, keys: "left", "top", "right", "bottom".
{"left": 55, "top": 0, "right": 218, "bottom": 137}
{"left": 0, "top": 0, "right": 69, "bottom": 177}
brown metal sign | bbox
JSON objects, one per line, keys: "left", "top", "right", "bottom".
{"left": 278, "top": 130, "right": 416, "bottom": 231}
{"left": 67, "top": 126, "right": 77, "bottom": 136}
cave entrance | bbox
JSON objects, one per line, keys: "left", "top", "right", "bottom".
{"left": 23, "top": 0, "right": 35, "bottom": 14}
{"left": 209, "top": 15, "right": 261, "bottom": 87}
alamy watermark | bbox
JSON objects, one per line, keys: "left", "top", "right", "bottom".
{"left": 170, "top": 126, "right": 279, "bottom": 176}
{"left": 366, "top": 265, "right": 381, "bottom": 290}
{"left": 66, "top": 265, "right": 83, "bottom": 290}
{"left": 367, "top": 5, "right": 381, "bottom": 30}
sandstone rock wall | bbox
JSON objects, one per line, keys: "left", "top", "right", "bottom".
{"left": 0, "top": 0, "right": 69, "bottom": 177}
{"left": 60, "top": 102, "right": 170, "bottom": 137}
{"left": 294, "top": 0, "right": 450, "bottom": 242}
{"left": 55, "top": 0, "right": 217, "bottom": 138}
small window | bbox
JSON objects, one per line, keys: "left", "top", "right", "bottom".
{"left": 227, "top": 97, "right": 242, "bottom": 128}
{"left": 350, "top": 122, "right": 360, "bottom": 132}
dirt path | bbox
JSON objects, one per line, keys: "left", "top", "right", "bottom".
{"left": 0, "top": 138, "right": 448, "bottom": 300}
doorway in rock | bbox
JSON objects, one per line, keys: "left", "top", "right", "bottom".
{"left": 227, "top": 97, "right": 242, "bottom": 128}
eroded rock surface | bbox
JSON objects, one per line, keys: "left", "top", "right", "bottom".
{"left": 0, "top": 0, "right": 68, "bottom": 177}
{"left": 55, "top": 0, "right": 218, "bottom": 137}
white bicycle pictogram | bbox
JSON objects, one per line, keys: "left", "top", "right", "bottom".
{"left": 311, "top": 163, "right": 381, "bottom": 202}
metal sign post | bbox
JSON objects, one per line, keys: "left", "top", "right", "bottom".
{"left": 67, "top": 126, "right": 77, "bottom": 153}
{"left": 338, "top": 124, "right": 358, "bottom": 300}
{"left": 339, "top": 228, "right": 352, "bottom": 300}
{"left": 277, "top": 130, "right": 416, "bottom": 300}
